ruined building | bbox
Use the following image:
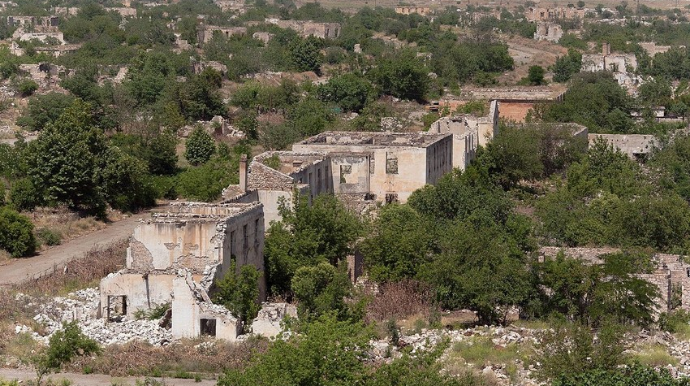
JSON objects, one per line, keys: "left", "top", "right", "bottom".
{"left": 428, "top": 100, "right": 499, "bottom": 170}
{"left": 99, "top": 202, "right": 266, "bottom": 340}
{"left": 525, "top": 7, "right": 586, "bottom": 22}
{"left": 541, "top": 247, "right": 690, "bottom": 314}
{"left": 582, "top": 43, "right": 641, "bottom": 92}
{"left": 197, "top": 26, "right": 247, "bottom": 44}
{"left": 394, "top": 7, "right": 431, "bottom": 16}
{"left": 265, "top": 19, "right": 341, "bottom": 39}
{"left": 534, "top": 22, "right": 563, "bottom": 43}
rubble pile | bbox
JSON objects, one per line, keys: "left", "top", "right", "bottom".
{"left": 15, "top": 288, "right": 173, "bottom": 346}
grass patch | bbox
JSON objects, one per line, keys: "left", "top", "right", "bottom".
{"left": 452, "top": 336, "right": 534, "bottom": 369}
{"left": 510, "top": 319, "right": 552, "bottom": 330}
{"left": 633, "top": 344, "right": 678, "bottom": 367}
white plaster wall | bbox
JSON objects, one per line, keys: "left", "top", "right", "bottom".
{"left": 99, "top": 274, "right": 175, "bottom": 318}
{"left": 130, "top": 221, "right": 221, "bottom": 270}
{"left": 172, "top": 277, "right": 200, "bottom": 339}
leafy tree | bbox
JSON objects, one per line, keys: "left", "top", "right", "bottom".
{"left": 369, "top": 51, "right": 429, "bottom": 101}
{"left": 552, "top": 49, "right": 583, "bottom": 83}
{"left": 177, "top": 156, "right": 236, "bottom": 202}
{"left": 143, "top": 130, "right": 179, "bottom": 175}
{"left": 360, "top": 204, "right": 434, "bottom": 282}
{"left": 34, "top": 322, "right": 100, "bottom": 385}
{"left": 17, "top": 93, "right": 76, "bottom": 132}
{"left": 0, "top": 207, "right": 36, "bottom": 257}
{"left": 317, "top": 73, "right": 374, "bottom": 113}
{"left": 265, "top": 193, "right": 362, "bottom": 297}
{"left": 554, "top": 363, "right": 690, "bottom": 386}
{"left": 184, "top": 127, "right": 215, "bottom": 166}
{"left": 218, "top": 315, "right": 372, "bottom": 386}
{"left": 544, "top": 72, "right": 632, "bottom": 133}
{"left": 26, "top": 100, "right": 108, "bottom": 215}
{"left": 292, "top": 262, "right": 354, "bottom": 321}
{"left": 534, "top": 251, "right": 658, "bottom": 327}
{"left": 289, "top": 36, "right": 323, "bottom": 74}
{"left": 286, "top": 96, "right": 335, "bottom": 137}
{"left": 213, "top": 262, "right": 261, "bottom": 332}
{"left": 101, "top": 147, "right": 156, "bottom": 212}
{"left": 536, "top": 321, "right": 627, "bottom": 382}
{"left": 418, "top": 219, "right": 532, "bottom": 324}
{"left": 528, "top": 65, "right": 546, "bottom": 85}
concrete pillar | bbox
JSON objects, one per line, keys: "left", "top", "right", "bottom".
{"left": 239, "top": 154, "right": 247, "bottom": 192}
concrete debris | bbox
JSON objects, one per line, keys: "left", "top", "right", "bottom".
{"left": 15, "top": 288, "right": 173, "bottom": 346}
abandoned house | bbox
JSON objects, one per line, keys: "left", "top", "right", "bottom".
{"left": 540, "top": 247, "right": 690, "bottom": 314}
{"left": 291, "top": 131, "right": 453, "bottom": 204}
{"left": 534, "top": 22, "right": 563, "bottom": 43}
{"left": 428, "top": 100, "right": 498, "bottom": 170}
{"left": 197, "top": 26, "right": 247, "bottom": 44}
{"left": 99, "top": 202, "right": 266, "bottom": 340}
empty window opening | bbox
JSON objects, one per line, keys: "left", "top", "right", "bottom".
{"left": 200, "top": 318, "right": 217, "bottom": 337}
{"left": 107, "top": 295, "right": 127, "bottom": 322}
{"left": 340, "top": 165, "right": 351, "bottom": 183}
{"left": 386, "top": 156, "right": 398, "bottom": 174}
{"left": 385, "top": 193, "right": 399, "bottom": 204}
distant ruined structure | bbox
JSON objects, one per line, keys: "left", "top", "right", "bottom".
{"left": 540, "top": 247, "right": 690, "bottom": 314}
{"left": 99, "top": 108, "right": 504, "bottom": 340}
{"left": 534, "top": 22, "right": 563, "bottom": 43}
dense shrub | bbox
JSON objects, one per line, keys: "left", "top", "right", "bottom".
{"left": 0, "top": 207, "right": 37, "bottom": 257}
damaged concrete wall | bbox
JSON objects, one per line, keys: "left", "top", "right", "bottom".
{"left": 100, "top": 202, "right": 267, "bottom": 327}
{"left": 589, "top": 133, "right": 656, "bottom": 159}
{"left": 293, "top": 132, "right": 453, "bottom": 203}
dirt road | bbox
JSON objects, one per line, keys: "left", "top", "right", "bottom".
{"left": 0, "top": 368, "right": 217, "bottom": 386}
{"left": 0, "top": 212, "right": 150, "bottom": 287}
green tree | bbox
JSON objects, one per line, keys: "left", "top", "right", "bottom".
{"left": 552, "top": 49, "right": 583, "bottom": 83}
{"left": 360, "top": 204, "right": 434, "bottom": 282}
{"left": 369, "top": 51, "right": 429, "bottom": 101}
{"left": 292, "top": 262, "right": 354, "bottom": 321}
{"left": 264, "top": 193, "right": 362, "bottom": 296}
{"left": 26, "top": 100, "right": 108, "bottom": 215}
{"left": 34, "top": 321, "right": 100, "bottom": 385}
{"left": 184, "top": 127, "right": 215, "bottom": 166}
{"left": 554, "top": 363, "right": 690, "bottom": 385}
{"left": 317, "top": 73, "right": 373, "bottom": 113}
{"left": 289, "top": 36, "right": 323, "bottom": 74}
{"left": 528, "top": 65, "right": 546, "bottom": 85}
{"left": 17, "top": 93, "right": 76, "bottom": 132}
{"left": 536, "top": 321, "right": 627, "bottom": 382}
{"left": 218, "top": 315, "right": 372, "bottom": 386}
{"left": 101, "top": 147, "right": 156, "bottom": 212}
{"left": 0, "top": 207, "right": 36, "bottom": 257}
{"left": 213, "top": 262, "right": 261, "bottom": 332}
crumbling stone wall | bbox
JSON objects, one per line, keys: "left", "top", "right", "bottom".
{"left": 540, "top": 247, "right": 690, "bottom": 314}
{"left": 589, "top": 133, "right": 656, "bottom": 159}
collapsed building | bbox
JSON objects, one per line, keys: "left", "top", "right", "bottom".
{"left": 540, "top": 247, "right": 690, "bottom": 314}
{"left": 197, "top": 26, "right": 247, "bottom": 44}
{"left": 265, "top": 19, "right": 341, "bottom": 39}
{"left": 458, "top": 86, "right": 567, "bottom": 122}
{"left": 428, "top": 100, "right": 499, "bottom": 170}
{"left": 534, "top": 22, "right": 563, "bottom": 43}
{"left": 223, "top": 131, "right": 455, "bottom": 222}
{"left": 589, "top": 133, "right": 657, "bottom": 160}
{"left": 525, "top": 7, "right": 586, "bottom": 22}
{"left": 99, "top": 202, "right": 266, "bottom": 340}
{"left": 582, "top": 43, "right": 642, "bottom": 92}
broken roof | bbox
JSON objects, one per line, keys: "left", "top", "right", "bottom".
{"left": 295, "top": 131, "right": 450, "bottom": 148}
{"left": 149, "top": 202, "right": 262, "bottom": 222}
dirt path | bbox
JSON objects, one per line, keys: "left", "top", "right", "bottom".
{"left": 0, "top": 368, "right": 217, "bottom": 386}
{"left": 498, "top": 36, "right": 568, "bottom": 84}
{"left": 0, "top": 212, "right": 150, "bottom": 287}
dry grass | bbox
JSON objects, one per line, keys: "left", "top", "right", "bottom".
{"left": 27, "top": 207, "right": 108, "bottom": 248}
{"left": 13, "top": 240, "right": 127, "bottom": 297}
{"left": 365, "top": 279, "right": 436, "bottom": 323}
{"left": 67, "top": 338, "right": 268, "bottom": 377}
{"left": 633, "top": 344, "right": 679, "bottom": 367}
